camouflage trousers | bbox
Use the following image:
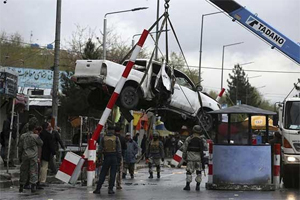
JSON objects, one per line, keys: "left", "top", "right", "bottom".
{"left": 186, "top": 161, "right": 202, "bottom": 183}
{"left": 116, "top": 157, "right": 123, "bottom": 188}
{"left": 148, "top": 158, "right": 161, "bottom": 173}
{"left": 20, "top": 158, "right": 38, "bottom": 185}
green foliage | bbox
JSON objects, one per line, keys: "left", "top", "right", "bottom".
{"left": 226, "top": 64, "right": 261, "bottom": 107}
{"left": 208, "top": 90, "right": 226, "bottom": 104}
{"left": 82, "top": 38, "right": 101, "bottom": 60}
{"left": 169, "top": 52, "right": 200, "bottom": 85}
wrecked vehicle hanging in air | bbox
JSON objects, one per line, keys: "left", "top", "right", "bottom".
{"left": 71, "top": 59, "right": 220, "bottom": 132}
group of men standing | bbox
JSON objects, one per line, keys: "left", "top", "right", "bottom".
{"left": 1, "top": 114, "right": 65, "bottom": 193}
{"left": 18, "top": 119, "right": 65, "bottom": 193}
{"left": 93, "top": 124, "right": 206, "bottom": 194}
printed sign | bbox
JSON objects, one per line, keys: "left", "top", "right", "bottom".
{"left": 246, "top": 16, "right": 286, "bottom": 47}
{"left": 0, "top": 71, "right": 18, "bottom": 97}
{"left": 6, "top": 67, "right": 67, "bottom": 89}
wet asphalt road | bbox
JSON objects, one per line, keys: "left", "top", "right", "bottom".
{"left": 0, "top": 167, "right": 299, "bottom": 200}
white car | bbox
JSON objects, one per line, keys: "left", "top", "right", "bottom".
{"left": 72, "top": 59, "right": 220, "bottom": 131}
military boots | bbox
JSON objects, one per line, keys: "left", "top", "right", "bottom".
{"left": 183, "top": 182, "right": 190, "bottom": 191}
{"left": 31, "top": 184, "right": 36, "bottom": 193}
{"left": 108, "top": 189, "right": 115, "bottom": 194}
{"left": 157, "top": 172, "right": 160, "bottom": 179}
{"left": 196, "top": 182, "right": 200, "bottom": 191}
{"left": 19, "top": 185, "right": 24, "bottom": 193}
{"left": 148, "top": 172, "right": 153, "bottom": 179}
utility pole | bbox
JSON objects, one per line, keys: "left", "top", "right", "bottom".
{"left": 155, "top": 0, "right": 159, "bottom": 60}
{"left": 52, "top": 0, "right": 62, "bottom": 128}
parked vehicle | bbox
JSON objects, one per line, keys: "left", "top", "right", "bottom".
{"left": 72, "top": 59, "right": 220, "bottom": 132}
{"left": 274, "top": 97, "right": 300, "bottom": 188}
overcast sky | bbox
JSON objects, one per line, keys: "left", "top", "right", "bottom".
{"left": 1, "top": 0, "right": 299, "bottom": 104}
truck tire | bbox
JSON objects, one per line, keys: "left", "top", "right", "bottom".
{"left": 119, "top": 86, "right": 139, "bottom": 110}
{"left": 283, "top": 165, "right": 294, "bottom": 188}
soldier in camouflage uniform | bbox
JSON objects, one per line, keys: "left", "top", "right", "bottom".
{"left": 182, "top": 125, "right": 205, "bottom": 191}
{"left": 146, "top": 131, "right": 164, "bottom": 179}
{"left": 20, "top": 115, "right": 39, "bottom": 135}
{"left": 18, "top": 124, "right": 43, "bottom": 193}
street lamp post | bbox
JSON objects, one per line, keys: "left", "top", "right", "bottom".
{"left": 246, "top": 75, "right": 262, "bottom": 104}
{"left": 199, "top": 11, "right": 222, "bottom": 84}
{"left": 103, "top": 7, "right": 148, "bottom": 60}
{"left": 221, "top": 42, "right": 244, "bottom": 90}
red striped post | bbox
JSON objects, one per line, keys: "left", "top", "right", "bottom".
{"left": 216, "top": 88, "right": 225, "bottom": 102}
{"left": 273, "top": 143, "right": 280, "bottom": 189}
{"left": 171, "top": 150, "right": 183, "bottom": 166}
{"left": 87, "top": 139, "right": 97, "bottom": 186}
{"left": 82, "top": 29, "right": 149, "bottom": 159}
{"left": 208, "top": 141, "right": 213, "bottom": 183}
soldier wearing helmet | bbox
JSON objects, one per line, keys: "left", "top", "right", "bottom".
{"left": 146, "top": 131, "right": 164, "bottom": 179}
{"left": 93, "top": 125, "right": 121, "bottom": 195}
{"left": 182, "top": 125, "right": 205, "bottom": 191}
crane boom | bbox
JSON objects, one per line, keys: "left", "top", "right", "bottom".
{"left": 209, "top": 0, "right": 300, "bottom": 65}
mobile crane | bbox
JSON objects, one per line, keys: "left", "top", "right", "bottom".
{"left": 209, "top": 0, "right": 300, "bottom": 188}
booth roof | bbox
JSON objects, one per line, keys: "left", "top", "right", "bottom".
{"left": 208, "top": 104, "right": 276, "bottom": 115}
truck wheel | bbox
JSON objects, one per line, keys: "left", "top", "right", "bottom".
{"left": 119, "top": 86, "right": 139, "bottom": 110}
{"left": 283, "top": 165, "right": 294, "bottom": 188}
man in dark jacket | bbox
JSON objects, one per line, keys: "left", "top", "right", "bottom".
{"left": 123, "top": 133, "right": 138, "bottom": 179}
{"left": 114, "top": 126, "right": 126, "bottom": 190}
{"left": 48, "top": 127, "right": 65, "bottom": 174}
{"left": 39, "top": 122, "right": 56, "bottom": 185}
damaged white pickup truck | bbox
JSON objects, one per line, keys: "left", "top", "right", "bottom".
{"left": 72, "top": 59, "right": 220, "bottom": 132}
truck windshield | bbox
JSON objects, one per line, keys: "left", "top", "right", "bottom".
{"left": 285, "top": 101, "right": 300, "bottom": 130}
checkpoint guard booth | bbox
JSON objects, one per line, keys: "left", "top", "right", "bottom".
{"left": 206, "top": 104, "right": 277, "bottom": 191}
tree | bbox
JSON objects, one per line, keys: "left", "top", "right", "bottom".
{"left": 82, "top": 38, "right": 101, "bottom": 60}
{"left": 168, "top": 52, "right": 200, "bottom": 85}
{"left": 59, "top": 39, "right": 104, "bottom": 117}
{"left": 226, "top": 64, "right": 261, "bottom": 107}
{"left": 208, "top": 90, "right": 226, "bottom": 104}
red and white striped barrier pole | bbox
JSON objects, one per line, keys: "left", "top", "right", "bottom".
{"left": 82, "top": 29, "right": 149, "bottom": 159}
{"left": 171, "top": 149, "right": 183, "bottom": 166}
{"left": 273, "top": 143, "right": 281, "bottom": 189}
{"left": 87, "top": 139, "right": 97, "bottom": 186}
{"left": 216, "top": 88, "right": 225, "bottom": 102}
{"left": 208, "top": 141, "right": 213, "bottom": 184}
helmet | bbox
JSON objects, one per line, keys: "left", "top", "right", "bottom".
{"left": 192, "top": 125, "right": 202, "bottom": 134}
{"left": 28, "top": 117, "right": 39, "bottom": 127}
{"left": 153, "top": 131, "right": 159, "bottom": 137}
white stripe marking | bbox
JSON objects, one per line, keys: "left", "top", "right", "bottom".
{"left": 274, "top": 155, "right": 280, "bottom": 165}
{"left": 65, "top": 152, "right": 81, "bottom": 165}
{"left": 115, "top": 77, "right": 126, "bottom": 94}
{"left": 129, "top": 46, "right": 141, "bottom": 62}
{"left": 56, "top": 170, "right": 71, "bottom": 183}
{"left": 99, "top": 108, "right": 111, "bottom": 125}
{"left": 88, "top": 150, "right": 97, "bottom": 161}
